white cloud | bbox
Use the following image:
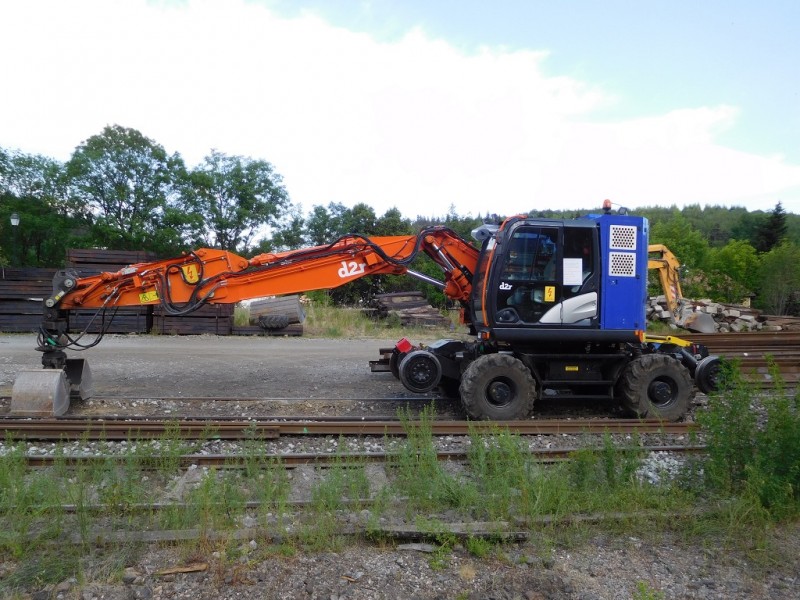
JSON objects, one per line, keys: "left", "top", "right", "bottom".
{"left": 1, "top": 0, "right": 798, "bottom": 218}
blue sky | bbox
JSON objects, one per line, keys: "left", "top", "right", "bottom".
{"left": 1, "top": 0, "right": 798, "bottom": 217}
{"left": 275, "top": 0, "right": 799, "bottom": 161}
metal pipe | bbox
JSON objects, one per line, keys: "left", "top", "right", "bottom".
{"left": 405, "top": 268, "right": 445, "bottom": 289}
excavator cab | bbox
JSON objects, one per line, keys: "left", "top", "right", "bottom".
{"left": 470, "top": 213, "right": 647, "bottom": 345}
{"left": 490, "top": 222, "right": 598, "bottom": 327}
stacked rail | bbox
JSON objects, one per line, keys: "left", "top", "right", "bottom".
{"left": 0, "top": 267, "right": 56, "bottom": 332}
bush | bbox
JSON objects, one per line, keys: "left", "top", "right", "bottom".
{"left": 698, "top": 359, "right": 800, "bottom": 518}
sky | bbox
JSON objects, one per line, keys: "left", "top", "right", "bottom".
{"left": 1, "top": 0, "right": 799, "bottom": 219}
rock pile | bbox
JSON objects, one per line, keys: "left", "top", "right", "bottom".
{"left": 647, "top": 296, "right": 800, "bottom": 333}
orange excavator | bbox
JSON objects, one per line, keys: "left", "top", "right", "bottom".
{"left": 13, "top": 204, "right": 721, "bottom": 420}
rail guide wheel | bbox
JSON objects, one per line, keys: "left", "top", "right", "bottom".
{"left": 398, "top": 350, "right": 443, "bottom": 393}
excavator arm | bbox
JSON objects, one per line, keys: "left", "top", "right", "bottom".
{"left": 647, "top": 244, "right": 715, "bottom": 333}
{"left": 39, "top": 227, "right": 480, "bottom": 363}
{"left": 647, "top": 244, "right": 684, "bottom": 320}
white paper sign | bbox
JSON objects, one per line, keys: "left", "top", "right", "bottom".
{"left": 563, "top": 258, "right": 583, "bottom": 286}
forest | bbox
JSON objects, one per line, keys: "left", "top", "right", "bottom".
{"left": 2, "top": 125, "right": 799, "bottom": 315}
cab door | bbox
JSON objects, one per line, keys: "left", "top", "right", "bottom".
{"left": 491, "top": 223, "right": 598, "bottom": 327}
{"left": 493, "top": 224, "right": 561, "bottom": 325}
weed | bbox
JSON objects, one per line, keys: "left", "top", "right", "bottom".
{"left": 298, "top": 451, "right": 370, "bottom": 551}
{"left": 0, "top": 443, "right": 66, "bottom": 557}
{"left": 633, "top": 580, "right": 665, "bottom": 600}
{"left": 465, "top": 535, "right": 493, "bottom": 558}
{"left": 0, "top": 548, "right": 80, "bottom": 592}
{"left": 415, "top": 515, "right": 457, "bottom": 570}
{"left": 697, "top": 360, "right": 758, "bottom": 493}
{"left": 698, "top": 358, "right": 800, "bottom": 519}
{"left": 303, "top": 300, "right": 460, "bottom": 339}
{"left": 392, "top": 406, "right": 477, "bottom": 514}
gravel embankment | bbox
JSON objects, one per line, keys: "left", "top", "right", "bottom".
{"left": 1, "top": 334, "right": 798, "bottom": 599}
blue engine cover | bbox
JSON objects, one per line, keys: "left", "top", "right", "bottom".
{"left": 595, "top": 214, "right": 649, "bottom": 330}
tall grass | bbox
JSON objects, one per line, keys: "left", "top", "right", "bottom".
{"left": 2, "top": 362, "right": 799, "bottom": 594}
{"left": 698, "top": 358, "right": 800, "bottom": 520}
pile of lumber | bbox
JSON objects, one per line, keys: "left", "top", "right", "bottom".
{"left": 0, "top": 267, "right": 57, "bottom": 332}
{"left": 66, "top": 249, "right": 157, "bottom": 276}
{"left": 66, "top": 249, "right": 157, "bottom": 334}
{"left": 153, "top": 303, "right": 235, "bottom": 335}
{"left": 373, "top": 291, "right": 452, "bottom": 328}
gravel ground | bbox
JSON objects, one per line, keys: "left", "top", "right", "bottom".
{"left": 1, "top": 333, "right": 798, "bottom": 599}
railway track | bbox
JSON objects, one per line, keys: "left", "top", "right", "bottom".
{"left": 19, "top": 444, "right": 707, "bottom": 469}
{"left": 686, "top": 331, "right": 800, "bottom": 384}
{"left": 0, "top": 416, "right": 696, "bottom": 440}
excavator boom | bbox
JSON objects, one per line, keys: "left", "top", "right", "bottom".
{"left": 16, "top": 227, "right": 479, "bottom": 416}
{"left": 54, "top": 230, "right": 479, "bottom": 311}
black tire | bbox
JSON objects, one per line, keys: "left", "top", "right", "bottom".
{"left": 617, "top": 354, "right": 694, "bottom": 421}
{"left": 459, "top": 354, "right": 535, "bottom": 420}
{"left": 694, "top": 355, "right": 722, "bottom": 394}
{"left": 257, "top": 314, "right": 290, "bottom": 330}
{"left": 437, "top": 377, "right": 461, "bottom": 399}
{"left": 399, "top": 350, "right": 443, "bottom": 394}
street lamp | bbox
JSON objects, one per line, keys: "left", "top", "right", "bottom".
{"left": 10, "top": 213, "right": 19, "bottom": 266}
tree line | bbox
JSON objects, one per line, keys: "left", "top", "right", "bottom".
{"left": 1, "top": 125, "right": 798, "bottom": 314}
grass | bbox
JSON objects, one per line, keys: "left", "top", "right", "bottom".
{"left": 1, "top": 368, "right": 798, "bottom": 594}
{"left": 241, "top": 297, "right": 684, "bottom": 340}
{"left": 237, "top": 297, "right": 462, "bottom": 339}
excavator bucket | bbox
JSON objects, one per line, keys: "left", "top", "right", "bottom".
{"left": 678, "top": 311, "right": 717, "bottom": 334}
{"left": 10, "top": 369, "right": 71, "bottom": 416}
{"left": 9, "top": 359, "right": 93, "bottom": 417}
{"left": 65, "top": 358, "right": 94, "bottom": 401}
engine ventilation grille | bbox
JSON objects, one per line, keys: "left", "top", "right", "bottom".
{"left": 609, "top": 252, "right": 636, "bottom": 277}
{"left": 609, "top": 225, "right": 637, "bottom": 250}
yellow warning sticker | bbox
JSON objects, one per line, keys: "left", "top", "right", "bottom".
{"left": 139, "top": 290, "right": 159, "bottom": 303}
{"left": 544, "top": 286, "right": 555, "bottom": 302}
{"left": 182, "top": 264, "right": 200, "bottom": 284}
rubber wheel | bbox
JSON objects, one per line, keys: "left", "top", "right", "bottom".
{"left": 694, "top": 355, "right": 722, "bottom": 394}
{"left": 617, "top": 354, "right": 694, "bottom": 421}
{"left": 459, "top": 354, "right": 535, "bottom": 420}
{"left": 257, "top": 314, "right": 290, "bottom": 330}
{"left": 399, "top": 350, "right": 442, "bottom": 394}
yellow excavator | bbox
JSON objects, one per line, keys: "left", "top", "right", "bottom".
{"left": 648, "top": 244, "right": 716, "bottom": 333}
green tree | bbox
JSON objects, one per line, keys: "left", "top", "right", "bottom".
{"left": 304, "top": 202, "right": 349, "bottom": 246}
{"left": 252, "top": 204, "right": 306, "bottom": 254}
{"left": 1, "top": 148, "right": 91, "bottom": 266}
{"left": 649, "top": 211, "right": 709, "bottom": 269}
{"left": 340, "top": 202, "right": 377, "bottom": 234}
{"left": 374, "top": 207, "right": 413, "bottom": 236}
{"left": 66, "top": 125, "right": 189, "bottom": 255}
{"left": 185, "top": 150, "right": 291, "bottom": 253}
{"left": 706, "top": 240, "right": 760, "bottom": 303}
{"left": 757, "top": 242, "right": 800, "bottom": 315}
{"left": 754, "top": 202, "right": 788, "bottom": 253}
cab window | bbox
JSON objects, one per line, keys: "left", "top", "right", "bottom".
{"left": 496, "top": 226, "right": 558, "bottom": 323}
